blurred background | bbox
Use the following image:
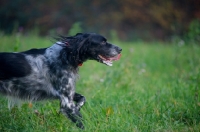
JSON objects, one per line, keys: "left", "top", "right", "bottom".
{"left": 0, "top": 1, "right": 200, "bottom": 131}
{"left": 0, "top": 0, "right": 200, "bottom": 41}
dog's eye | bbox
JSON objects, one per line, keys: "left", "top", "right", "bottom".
{"left": 101, "top": 41, "right": 106, "bottom": 45}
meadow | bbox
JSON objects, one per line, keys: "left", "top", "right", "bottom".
{"left": 0, "top": 34, "right": 200, "bottom": 132}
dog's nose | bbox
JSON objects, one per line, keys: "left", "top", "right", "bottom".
{"left": 118, "top": 47, "right": 122, "bottom": 52}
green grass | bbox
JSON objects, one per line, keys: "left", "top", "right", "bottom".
{"left": 0, "top": 34, "right": 200, "bottom": 132}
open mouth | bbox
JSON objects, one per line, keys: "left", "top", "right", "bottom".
{"left": 98, "top": 54, "right": 121, "bottom": 66}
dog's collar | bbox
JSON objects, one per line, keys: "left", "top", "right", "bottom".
{"left": 78, "top": 63, "right": 83, "bottom": 66}
{"left": 56, "top": 41, "right": 70, "bottom": 47}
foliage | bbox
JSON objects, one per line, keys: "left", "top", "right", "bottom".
{"left": 0, "top": 35, "right": 200, "bottom": 131}
{"left": 172, "top": 19, "right": 200, "bottom": 46}
{"left": 68, "top": 22, "right": 83, "bottom": 36}
{"left": 186, "top": 19, "right": 200, "bottom": 43}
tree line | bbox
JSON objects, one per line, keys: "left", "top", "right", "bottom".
{"left": 0, "top": 0, "right": 199, "bottom": 40}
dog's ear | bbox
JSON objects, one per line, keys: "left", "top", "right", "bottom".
{"left": 76, "top": 35, "right": 91, "bottom": 59}
{"left": 77, "top": 36, "right": 90, "bottom": 52}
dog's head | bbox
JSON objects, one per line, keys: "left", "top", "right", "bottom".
{"left": 56, "top": 33, "right": 122, "bottom": 66}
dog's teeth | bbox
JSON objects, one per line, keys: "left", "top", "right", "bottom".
{"left": 103, "top": 60, "right": 113, "bottom": 66}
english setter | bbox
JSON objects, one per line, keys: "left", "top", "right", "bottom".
{"left": 0, "top": 33, "right": 122, "bottom": 129}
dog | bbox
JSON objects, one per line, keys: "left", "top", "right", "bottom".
{"left": 0, "top": 33, "right": 122, "bottom": 129}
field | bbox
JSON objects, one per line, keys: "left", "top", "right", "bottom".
{"left": 0, "top": 34, "right": 200, "bottom": 132}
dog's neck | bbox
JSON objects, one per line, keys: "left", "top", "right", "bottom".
{"left": 46, "top": 43, "right": 88, "bottom": 68}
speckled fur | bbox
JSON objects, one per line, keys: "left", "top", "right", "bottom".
{"left": 0, "top": 33, "right": 122, "bottom": 129}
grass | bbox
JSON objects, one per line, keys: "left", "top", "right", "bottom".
{"left": 0, "top": 34, "right": 200, "bottom": 132}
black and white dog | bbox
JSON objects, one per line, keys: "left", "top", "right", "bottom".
{"left": 0, "top": 33, "right": 122, "bottom": 129}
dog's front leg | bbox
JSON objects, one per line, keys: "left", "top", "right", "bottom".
{"left": 58, "top": 77, "right": 84, "bottom": 129}
{"left": 73, "top": 93, "right": 86, "bottom": 110}
{"left": 60, "top": 95, "right": 84, "bottom": 129}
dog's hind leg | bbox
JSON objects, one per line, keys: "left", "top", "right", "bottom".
{"left": 73, "top": 93, "right": 86, "bottom": 110}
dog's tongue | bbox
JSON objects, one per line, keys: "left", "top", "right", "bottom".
{"left": 109, "top": 54, "right": 121, "bottom": 61}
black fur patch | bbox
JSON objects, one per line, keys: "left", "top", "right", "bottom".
{"left": 0, "top": 53, "right": 32, "bottom": 80}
